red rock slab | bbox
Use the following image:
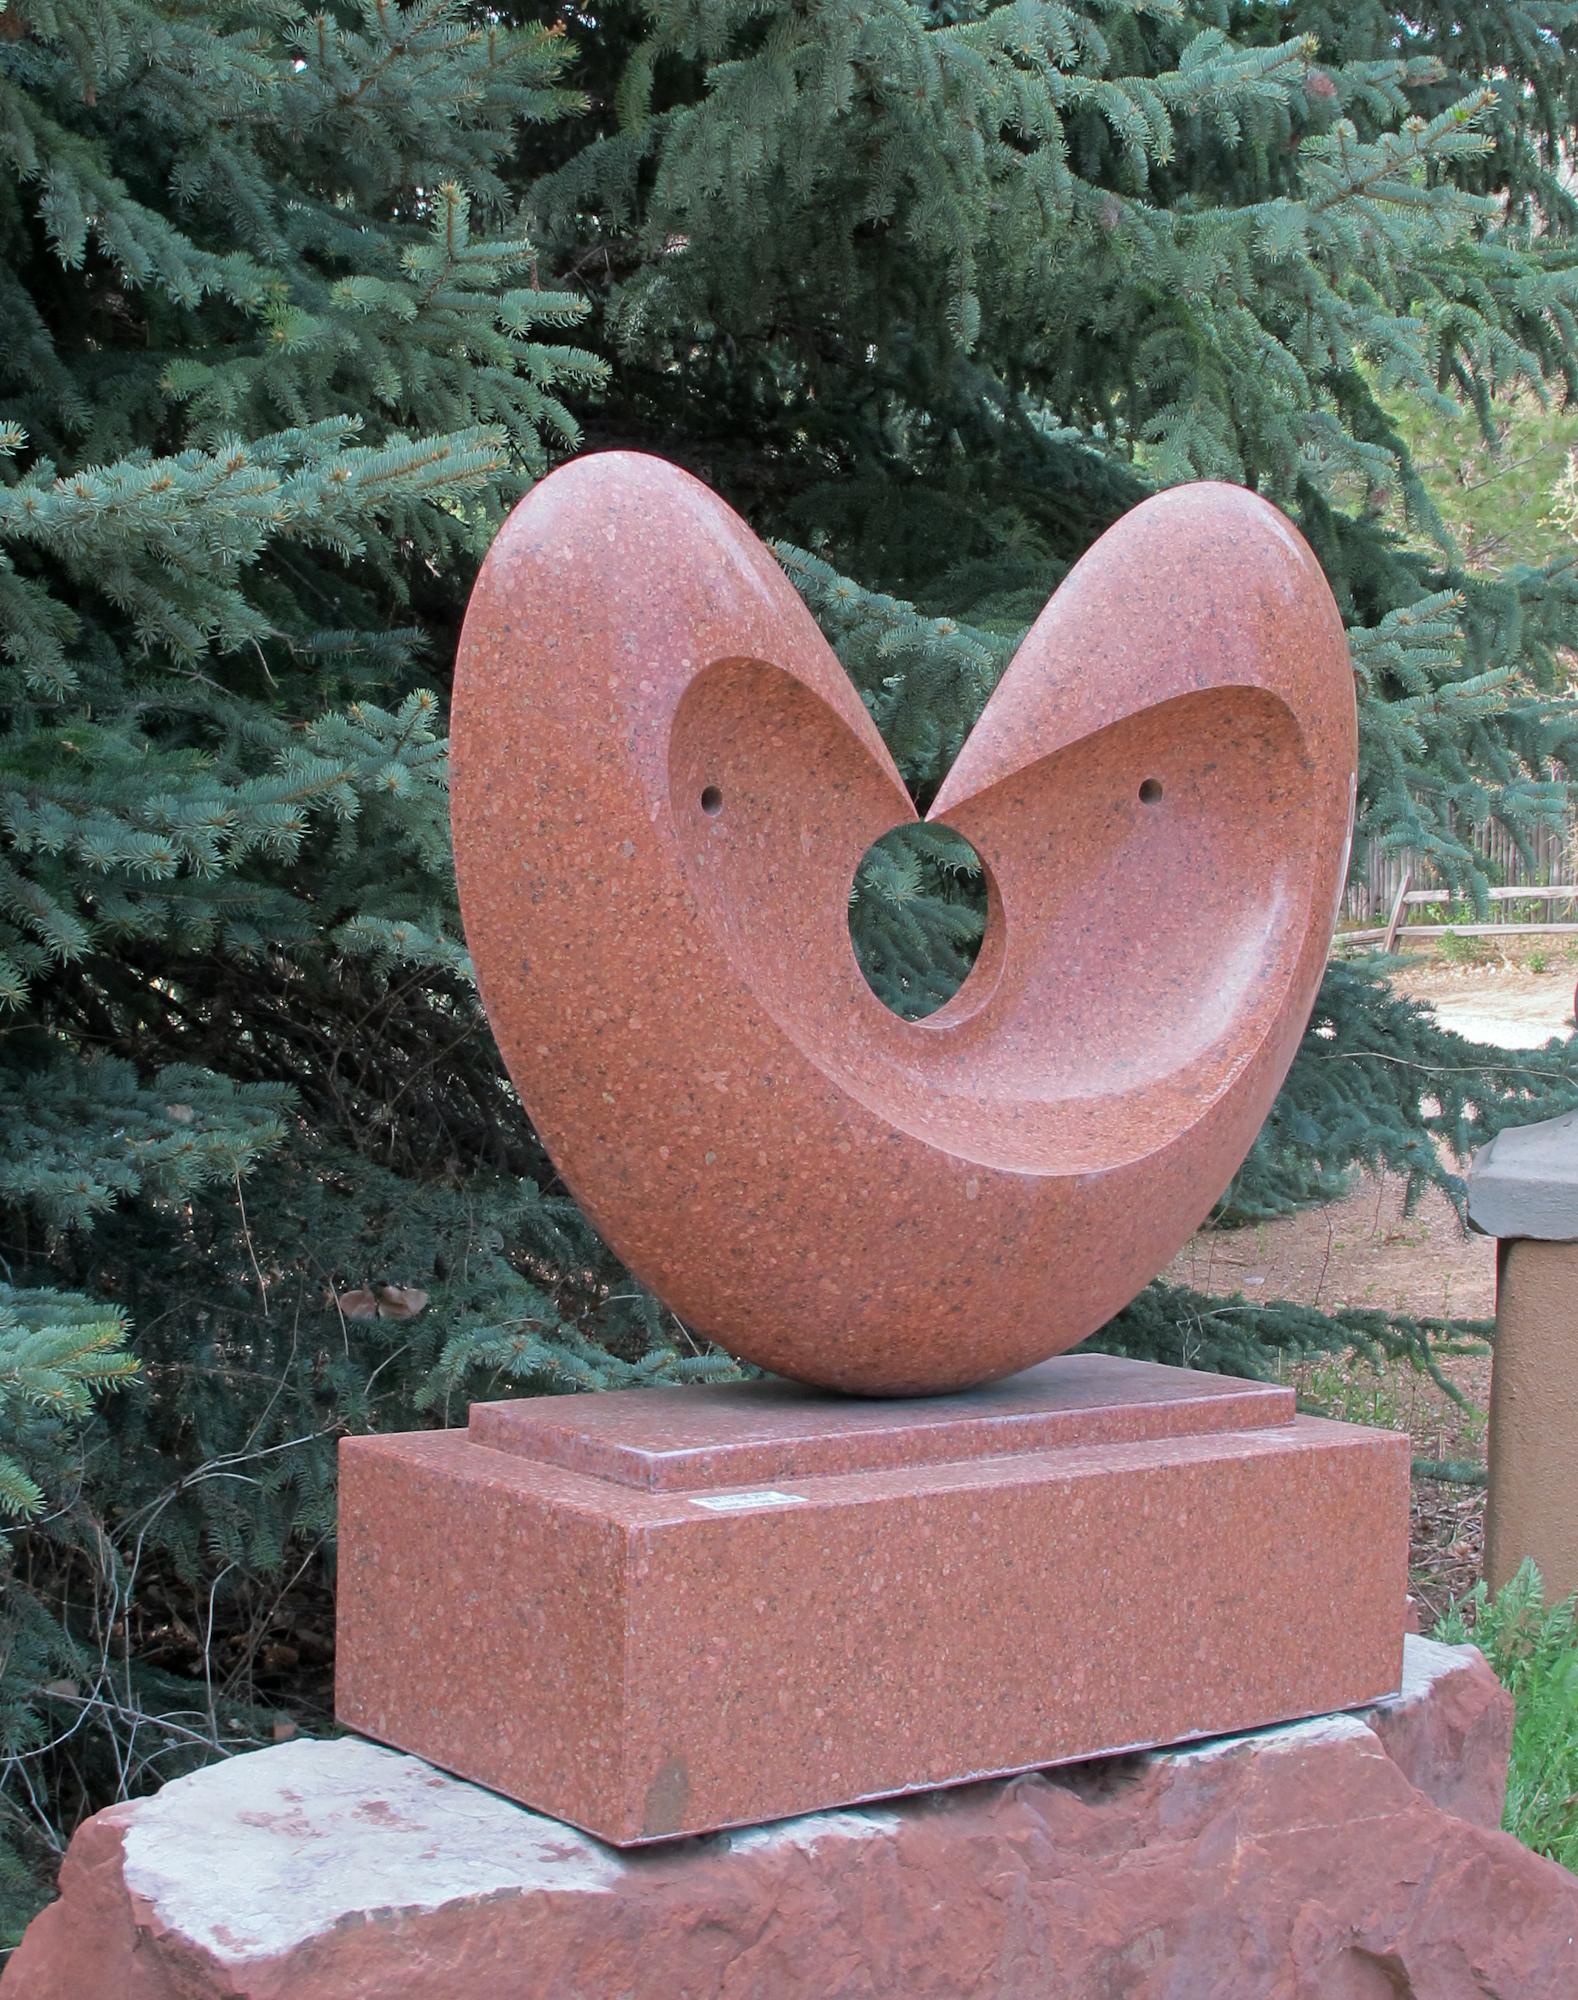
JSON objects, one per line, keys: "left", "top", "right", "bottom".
{"left": 10, "top": 1640, "right": 1575, "bottom": 2000}
{"left": 451, "top": 454, "right": 1357, "bottom": 1394}
{"left": 335, "top": 1355, "right": 1407, "bottom": 1843}
{"left": 1366, "top": 1632, "right": 1516, "bottom": 1831}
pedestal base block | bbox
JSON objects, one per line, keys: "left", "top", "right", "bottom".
{"left": 10, "top": 1640, "right": 1578, "bottom": 2000}
{"left": 335, "top": 1355, "right": 1409, "bottom": 1841}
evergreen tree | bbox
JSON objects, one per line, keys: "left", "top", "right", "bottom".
{"left": 5, "top": 0, "right": 1578, "bottom": 1938}
{"left": 0, "top": 0, "right": 703, "bottom": 1930}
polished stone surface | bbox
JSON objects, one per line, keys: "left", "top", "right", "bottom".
{"left": 16, "top": 1641, "right": 1576, "bottom": 2000}
{"left": 335, "top": 1355, "right": 1407, "bottom": 1844}
{"left": 467, "top": 1351, "right": 1294, "bottom": 1489}
{"left": 451, "top": 454, "right": 1357, "bottom": 1393}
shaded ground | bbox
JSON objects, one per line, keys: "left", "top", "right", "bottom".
{"left": 1168, "top": 1170, "right": 1492, "bottom": 1323}
{"left": 1171, "top": 940, "right": 1578, "bottom": 1624}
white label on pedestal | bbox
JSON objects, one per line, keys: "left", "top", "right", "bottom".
{"left": 687, "top": 1490, "right": 807, "bottom": 1512}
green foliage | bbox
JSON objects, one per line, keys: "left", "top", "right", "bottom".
{"left": 0, "top": 0, "right": 654, "bottom": 1935}
{"left": 0, "top": 1281, "right": 136, "bottom": 1943}
{"left": 532, "top": 0, "right": 1578, "bottom": 1042}
{"left": 848, "top": 823, "right": 987, "bottom": 1019}
{"left": 0, "top": 1285, "right": 135, "bottom": 1527}
{"left": 1437, "top": 1562, "right": 1578, "bottom": 1871}
{"left": 1090, "top": 1273, "right": 1482, "bottom": 1391}
{"left": 1376, "top": 385, "right": 1578, "bottom": 573}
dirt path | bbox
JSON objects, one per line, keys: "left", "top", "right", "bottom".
{"left": 1167, "top": 1171, "right": 1492, "bottom": 1323}
{"left": 1391, "top": 957, "right": 1576, "bottom": 1048}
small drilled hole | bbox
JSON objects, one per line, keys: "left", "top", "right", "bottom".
{"left": 700, "top": 785, "right": 724, "bottom": 816}
{"left": 1138, "top": 778, "right": 1164, "bottom": 805}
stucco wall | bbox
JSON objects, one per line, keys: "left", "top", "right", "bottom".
{"left": 1486, "top": 1236, "right": 1578, "bottom": 1601}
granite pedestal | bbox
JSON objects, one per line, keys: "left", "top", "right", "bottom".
{"left": 336, "top": 1353, "right": 1408, "bottom": 1843}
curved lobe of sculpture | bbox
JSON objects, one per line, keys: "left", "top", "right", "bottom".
{"left": 452, "top": 453, "right": 1357, "bottom": 1395}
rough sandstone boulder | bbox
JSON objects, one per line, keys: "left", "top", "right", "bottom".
{"left": 5, "top": 1637, "right": 1575, "bottom": 2000}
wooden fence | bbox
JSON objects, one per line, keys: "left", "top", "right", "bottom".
{"left": 1342, "top": 815, "right": 1575, "bottom": 924}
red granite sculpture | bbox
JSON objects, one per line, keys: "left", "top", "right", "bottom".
{"left": 334, "top": 455, "right": 1401, "bottom": 1845}
{"left": 451, "top": 453, "right": 1356, "bottom": 1394}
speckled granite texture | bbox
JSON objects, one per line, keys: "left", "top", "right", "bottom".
{"left": 336, "top": 1355, "right": 1408, "bottom": 1843}
{"left": 450, "top": 453, "right": 1358, "bottom": 1394}
{"left": 14, "top": 1640, "right": 1574, "bottom": 2000}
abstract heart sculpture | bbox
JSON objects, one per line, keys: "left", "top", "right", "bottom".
{"left": 339, "top": 480, "right": 1391, "bottom": 1841}
{"left": 452, "top": 453, "right": 1356, "bottom": 1394}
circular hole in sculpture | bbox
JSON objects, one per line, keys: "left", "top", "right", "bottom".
{"left": 1138, "top": 778, "right": 1164, "bottom": 805}
{"left": 849, "top": 823, "right": 989, "bottom": 1022}
{"left": 700, "top": 785, "right": 724, "bottom": 816}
